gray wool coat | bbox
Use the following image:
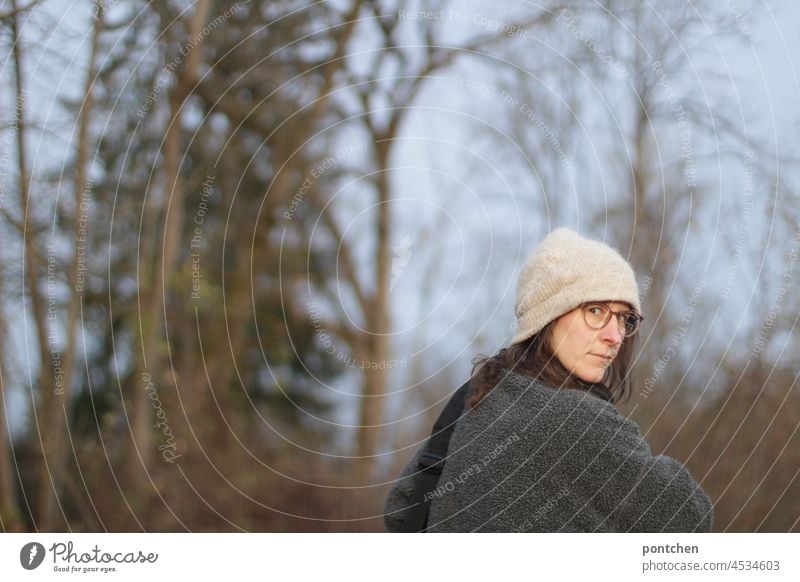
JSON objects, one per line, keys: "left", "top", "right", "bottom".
{"left": 384, "top": 369, "right": 714, "bottom": 532}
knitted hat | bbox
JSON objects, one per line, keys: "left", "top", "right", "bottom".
{"left": 512, "top": 228, "right": 641, "bottom": 344}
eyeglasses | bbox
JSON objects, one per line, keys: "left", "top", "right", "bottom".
{"left": 581, "top": 302, "right": 643, "bottom": 337}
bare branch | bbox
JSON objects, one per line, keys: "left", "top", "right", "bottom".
{"left": 0, "top": 0, "right": 39, "bottom": 22}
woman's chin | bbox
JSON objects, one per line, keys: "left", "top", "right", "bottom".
{"left": 575, "top": 368, "right": 605, "bottom": 384}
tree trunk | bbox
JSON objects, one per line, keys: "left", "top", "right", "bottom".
{"left": 356, "top": 141, "right": 392, "bottom": 474}
{"left": 0, "top": 284, "right": 20, "bottom": 530}
{"left": 10, "top": 0, "right": 57, "bottom": 531}
{"left": 35, "top": 1, "right": 104, "bottom": 530}
{"left": 126, "top": 0, "right": 211, "bottom": 489}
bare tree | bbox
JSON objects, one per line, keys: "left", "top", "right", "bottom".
{"left": 0, "top": 268, "right": 20, "bottom": 530}
{"left": 31, "top": 0, "right": 105, "bottom": 531}
{"left": 125, "top": 0, "right": 212, "bottom": 488}
{"left": 8, "top": 0, "right": 59, "bottom": 531}
{"left": 288, "top": 1, "right": 574, "bottom": 474}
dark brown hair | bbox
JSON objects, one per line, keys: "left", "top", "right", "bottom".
{"left": 467, "top": 318, "right": 638, "bottom": 409}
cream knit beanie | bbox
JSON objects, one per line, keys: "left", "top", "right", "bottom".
{"left": 512, "top": 228, "right": 641, "bottom": 344}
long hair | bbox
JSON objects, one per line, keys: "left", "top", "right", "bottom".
{"left": 467, "top": 319, "right": 638, "bottom": 409}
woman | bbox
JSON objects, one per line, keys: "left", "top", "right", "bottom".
{"left": 384, "top": 228, "right": 713, "bottom": 532}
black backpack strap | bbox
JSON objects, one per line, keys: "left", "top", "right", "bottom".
{"left": 398, "top": 380, "right": 470, "bottom": 532}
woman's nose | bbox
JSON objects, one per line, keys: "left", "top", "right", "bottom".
{"left": 600, "top": 318, "right": 623, "bottom": 345}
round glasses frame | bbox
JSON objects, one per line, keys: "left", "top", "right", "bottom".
{"left": 580, "top": 302, "right": 643, "bottom": 337}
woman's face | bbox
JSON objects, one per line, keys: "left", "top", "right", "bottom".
{"left": 549, "top": 302, "right": 629, "bottom": 384}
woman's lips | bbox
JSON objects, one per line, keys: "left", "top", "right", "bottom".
{"left": 591, "top": 353, "right": 614, "bottom": 364}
